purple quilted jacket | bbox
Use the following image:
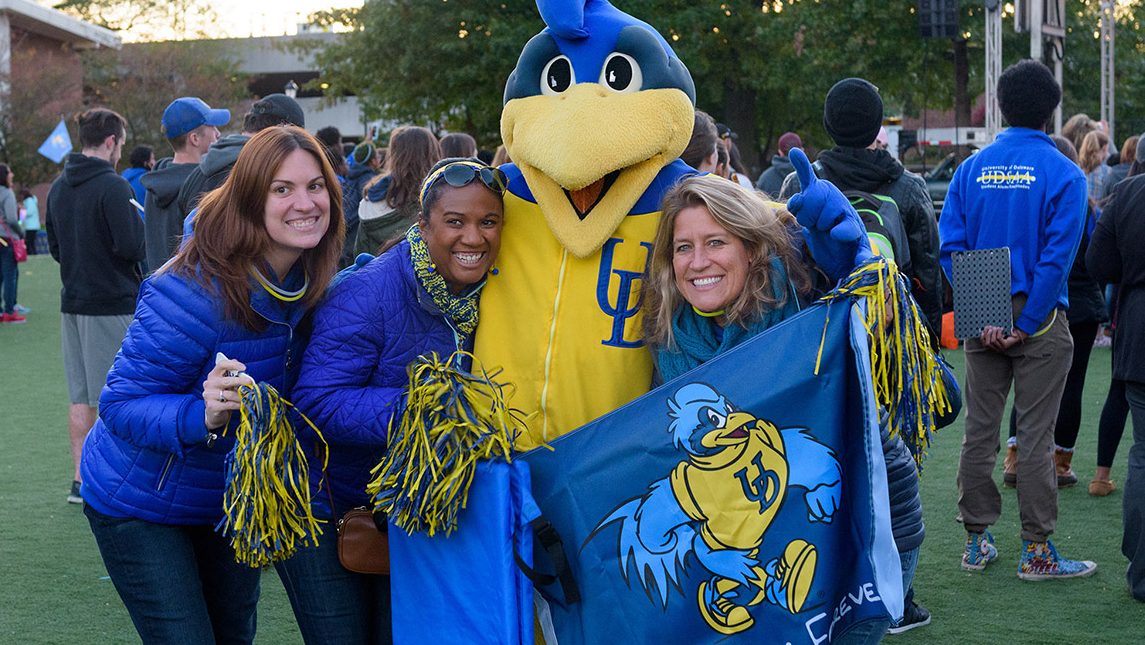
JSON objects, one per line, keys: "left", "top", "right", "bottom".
{"left": 293, "top": 239, "right": 467, "bottom": 517}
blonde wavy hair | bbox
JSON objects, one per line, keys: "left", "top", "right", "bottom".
{"left": 642, "top": 174, "right": 809, "bottom": 351}
{"left": 1079, "top": 130, "right": 1110, "bottom": 175}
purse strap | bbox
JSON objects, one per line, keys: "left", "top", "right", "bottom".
{"left": 514, "top": 516, "right": 580, "bottom": 606}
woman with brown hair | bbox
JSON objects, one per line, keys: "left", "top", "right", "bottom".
{"left": 80, "top": 125, "right": 344, "bottom": 643}
{"left": 354, "top": 125, "right": 442, "bottom": 255}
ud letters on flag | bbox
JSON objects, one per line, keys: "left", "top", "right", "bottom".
{"left": 524, "top": 300, "right": 902, "bottom": 644}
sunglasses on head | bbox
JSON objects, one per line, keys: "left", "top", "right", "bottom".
{"left": 419, "top": 161, "right": 508, "bottom": 205}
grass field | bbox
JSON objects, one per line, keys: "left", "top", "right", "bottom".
{"left": 2, "top": 255, "right": 1143, "bottom": 643}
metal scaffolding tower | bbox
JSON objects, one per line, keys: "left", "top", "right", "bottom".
{"left": 1100, "top": 0, "right": 1116, "bottom": 138}
{"left": 984, "top": 1, "right": 1003, "bottom": 139}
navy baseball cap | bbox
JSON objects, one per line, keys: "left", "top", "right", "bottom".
{"left": 162, "top": 97, "right": 230, "bottom": 139}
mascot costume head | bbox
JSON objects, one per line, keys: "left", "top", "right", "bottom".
{"left": 475, "top": 0, "right": 697, "bottom": 447}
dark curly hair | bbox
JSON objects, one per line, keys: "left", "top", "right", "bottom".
{"left": 998, "top": 60, "right": 1060, "bottom": 130}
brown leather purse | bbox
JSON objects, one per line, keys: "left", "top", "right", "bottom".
{"left": 336, "top": 508, "right": 390, "bottom": 575}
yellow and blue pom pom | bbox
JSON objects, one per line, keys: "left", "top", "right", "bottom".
{"left": 818, "top": 257, "right": 953, "bottom": 469}
{"left": 367, "top": 351, "right": 527, "bottom": 537}
{"left": 216, "top": 382, "right": 327, "bottom": 568}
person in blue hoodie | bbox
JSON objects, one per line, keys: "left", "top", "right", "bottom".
{"left": 281, "top": 157, "right": 506, "bottom": 644}
{"left": 121, "top": 144, "right": 153, "bottom": 215}
{"left": 939, "top": 59, "right": 1094, "bottom": 580}
{"left": 80, "top": 126, "right": 344, "bottom": 644}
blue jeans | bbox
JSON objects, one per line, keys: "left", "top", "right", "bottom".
{"left": 891, "top": 546, "right": 921, "bottom": 626}
{"left": 1123, "top": 382, "right": 1145, "bottom": 602}
{"left": 84, "top": 504, "right": 260, "bottom": 644}
{"left": 274, "top": 526, "right": 392, "bottom": 644}
{"left": 0, "top": 243, "right": 16, "bottom": 314}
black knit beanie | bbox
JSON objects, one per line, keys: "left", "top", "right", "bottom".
{"left": 823, "top": 78, "right": 883, "bottom": 148}
{"left": 997, "top": 60, "right": 1060, "bottom": 129}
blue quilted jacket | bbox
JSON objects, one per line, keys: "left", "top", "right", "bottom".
{"left": 80, "top": 265, "right": 311, "bottom": 525}
{"left": 293, "top": 239, "right": 467, "bottom": 518}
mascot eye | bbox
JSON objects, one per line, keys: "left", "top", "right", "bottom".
{"left": 599, "top": 53, "right": 642, "bottom": 93}
{"left": 705, "top": 407, "right": 727, "bottom": 428}
{"left": 541, "top": 55, "right": 575, "bottom": 95}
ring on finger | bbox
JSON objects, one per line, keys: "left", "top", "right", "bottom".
{"left": 217, "top": 390, "right": 227, "bottom": 403}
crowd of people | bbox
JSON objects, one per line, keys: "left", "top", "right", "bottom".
{"left": 7, "top": 54, "right": 1144, "bottom": 644}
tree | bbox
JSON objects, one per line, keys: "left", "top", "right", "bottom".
{"left": 81, "top": 40, "right": 250, "bottom": 156}
{"left": 0, "top": 48, "right": 86, "bottom": 185}
{"left": 312, "top": 0, "right": 1145, "bottom": 173}
{"left": 309, "top": 1, "right": 540, "bottom": 146}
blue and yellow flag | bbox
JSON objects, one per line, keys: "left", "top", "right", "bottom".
{"left": 524, "top": 300, "right": 902, "bottom": 644}
{"left": 38, "top": 119, "right": 72, "bottom": 163}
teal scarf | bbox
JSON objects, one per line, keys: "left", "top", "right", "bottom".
{"left": 407, "top": 225, "right": 482, "bottom": 336}
{"left": 656, "top": 258, "right": 800, "bottom": 382}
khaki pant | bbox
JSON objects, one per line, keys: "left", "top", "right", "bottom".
{"left": 957, "top": 299, "right": 1072, "bottom": 542}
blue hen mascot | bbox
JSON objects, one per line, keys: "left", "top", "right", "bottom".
{"left": 475, "top": 0, "right": 697, "bottom": 446}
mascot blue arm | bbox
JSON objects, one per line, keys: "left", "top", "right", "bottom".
{"left": 781, "top": 428, "right": 843, "bottom": 523}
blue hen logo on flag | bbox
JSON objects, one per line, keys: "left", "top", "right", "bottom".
{"left": 589, "top": 382, "right": 841, "bottom": 635}
{"left": 523, "top": 302, "right": 903, "bottom": 644}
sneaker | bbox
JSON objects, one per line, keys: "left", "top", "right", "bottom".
{"left": 13, "top": 304, "right": 29, "bottom": 314}
{"left": 887, "top": 600, "right": 931, "bottom": 635}
{"left": 962, "top": 531, "right": 998, "bottom": 571}
{"left": 0, "top": 312, "right": 27, "bottom": 324}
{"left": 1017, "top": 539, "right": 1096, "bottom": 580}
{"left": 66, "top": 480, "right": 83, "bottom": 504}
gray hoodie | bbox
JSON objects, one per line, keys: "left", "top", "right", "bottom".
{"left": 175, "top": 134, "right": 249, "bottom": 218}
{"left": 141, "top": 157, "right": 196, "bottom": 271}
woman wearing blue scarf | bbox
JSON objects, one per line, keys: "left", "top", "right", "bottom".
{"left": 643, "top": 174, "right": 811, "bottom": 383}
{"left": 282, "top": 157, "right": 506, "bottom": 644}
{"left": 642, "top": 174, "right": 945, "bottom": 642}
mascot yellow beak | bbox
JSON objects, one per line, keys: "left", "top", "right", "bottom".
{"left": 701, "top": 411, "right": 759, "bottom": 449}
{"left": 502, "top": 84, "right": 694, "bottom": 258}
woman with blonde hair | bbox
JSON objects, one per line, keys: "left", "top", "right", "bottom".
{"left": 355, "top": 125, "right": 441, "bottom": 255}
{"left": 642, "top": 169, "right": 953, "bottom": 639}
{"left": 643, "top": 174, "right": 808, "bottom": 366}
{"left": 81, "top": 125, "right": 344, "bottom": 643}
{"left": 1080, "top": 129, "right": 1114, "bottom": 207}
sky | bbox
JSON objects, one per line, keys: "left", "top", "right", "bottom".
{"left": 38, "top": 0, "right": 364, "bottom": 41}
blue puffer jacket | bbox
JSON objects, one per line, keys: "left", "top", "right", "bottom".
{"left": 293, "top": 239, "right": 466, "bottom": 518}
{"left": 80, "top": 265, "right": 311, "bottom": 525}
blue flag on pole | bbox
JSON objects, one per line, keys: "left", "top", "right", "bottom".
{"left": 523, "top": 300, "right": 902, "bottom": 644}
{"left": 38, "top": 119, "right": 72, "bottom": 163}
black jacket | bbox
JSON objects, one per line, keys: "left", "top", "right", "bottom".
{"left": 882, "top": 424, "right": 924, "bottom": 553}
{"left": 46, "top": 153, "right": 145, "bottom": 315}
{"left": 141, "top": 158, "right": 196, "bottom": 271}
{"left": 782, "top": 147, "right": 944, "bottom": 340}
{"left": 1088, "top": 174, "right": 1145, "bottom": 384}
{"left": 1065, "top": 209, "right": 1107, "bottom": 324}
